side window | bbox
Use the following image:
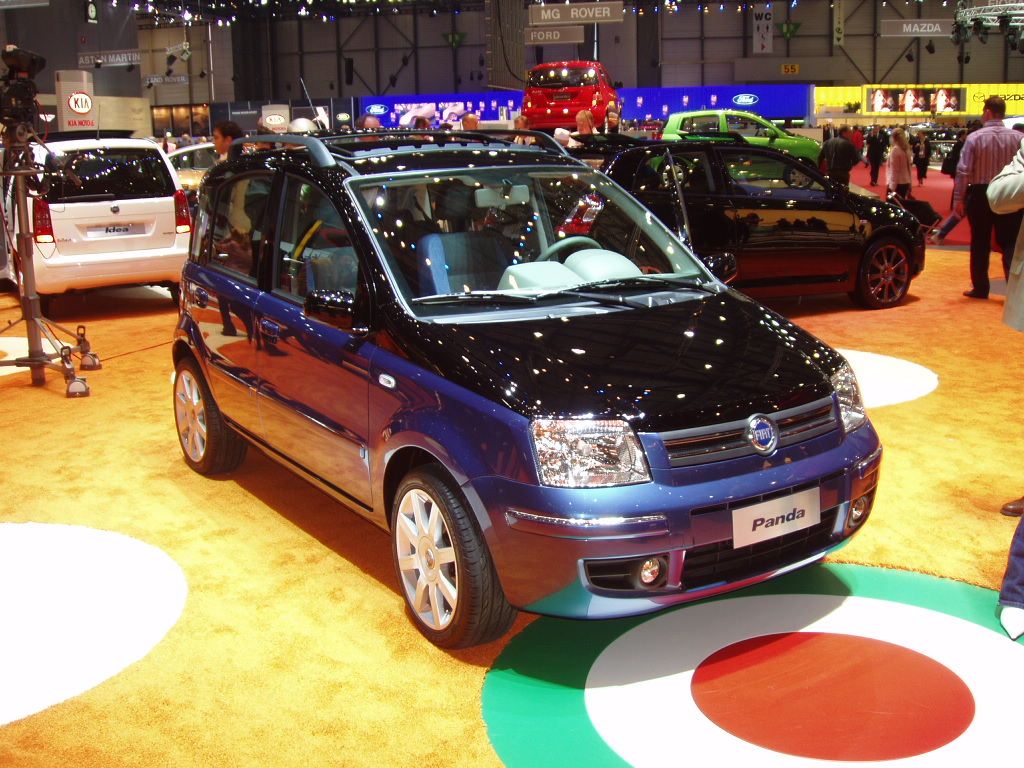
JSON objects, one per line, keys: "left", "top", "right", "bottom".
{"left": 720, "top": 151, "right": 827, "bottom": 200}
{"left": 726, "top": 114, "right": 768, "bottom": 137}
{"left": 633, "top": 152, "right": 715, "bottom": 195}
{"left": 210, "top": 174, "right": 272, "bottom": 279}
{"left": 684, "top": 116, "right": 720, "bottom": 133}
{"left": 275, "top": 178, "right": 358, "bottom": 299}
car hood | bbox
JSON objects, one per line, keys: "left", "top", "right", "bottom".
{"left": 394, "top": 289, "right": 843, "bottom": 433}
{"left": 845, "top": 192, "right": 923, "bottom": 239}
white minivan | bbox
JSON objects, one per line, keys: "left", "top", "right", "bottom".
{"left": 8, "top": 137, "right": 191, "bottom": 312}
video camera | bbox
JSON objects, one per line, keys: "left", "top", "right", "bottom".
{"left": 1, "top": 44, "right": 45, "bottom": 131}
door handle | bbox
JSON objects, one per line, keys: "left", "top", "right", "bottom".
{"left": 259, "top": 318, "right": 280, "bottom": 343}
{"left": 194, "top": 287, "right": 209, "bottom": 307}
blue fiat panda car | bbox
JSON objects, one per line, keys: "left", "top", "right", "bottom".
{"left": 172, "top": 131, "right": 881, "bottom": 648}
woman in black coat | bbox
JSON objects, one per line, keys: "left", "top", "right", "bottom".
{"left": 913, "top": 130, "right": 932, "bottom": 185}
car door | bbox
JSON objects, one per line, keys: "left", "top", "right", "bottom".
{"left": 254, "top": 175, "right": 373, "bottom": 507}
{"left": 725, "top": 112, "right": 776, "bottom": 151}
{"left": 714, "top": 147, "right": 861, "bottom": 290}
{"left": 194, "top": 171, "right": 275, "bottom": 434}
{"left": 622, "top": 147, "right": 737, "bottom": 257}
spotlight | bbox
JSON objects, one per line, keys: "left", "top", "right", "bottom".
{"left": 1008, "top": 27, "right": 1021, "bottom": 52}
{"left": 974, "top": 18, "right": 988, "bottom": 44}
{"left": 166, "top": 54, "right": 177, "bottom": 67}
{"left": 957, "top": 51, "right": 972, "bottom": 64}
{"left": 165, "top": 68, "right": 173, "bottom": 77}
{"left": 146, "top": 81, "right": 154, "bottom": 89}
{"left": 198, "top": 69, "right": 206, "bottom": 79}
{"left": 905, "top": 52, "right": 914, "bottom": 62}
{"left": 925, "top": 39, "right": 935, "bottom": 54}
{"left": 999, "top": 14, "right": 1011, "bottom": 34}
{"left": 94, "top": 58, "right": 102, "bottom": 69}
{"left": 126, "top": 63, "right": 135, "bottom": 72}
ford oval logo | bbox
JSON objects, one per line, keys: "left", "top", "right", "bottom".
{"left": 746, "top": 414, "right": 778, "bottom": 455}
{"left": 733, "top": 93, "right": 759, "bottom": 106}
{"left": 367, "top": 104, "right": 389, "bottom": 116}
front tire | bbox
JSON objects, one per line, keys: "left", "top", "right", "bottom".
{"left": 852, "top": 238, "right": 912, "bottom": 309}
{"left": 392, "top": 466, "right": 516, "bottom": 648}
{"left": 173, "top": 355, "right": 247, "bottom": 474}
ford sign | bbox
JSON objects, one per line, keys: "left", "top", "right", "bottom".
{"left": 367, "top": 104, "right": 389, "bottom": 116}
{"left": 733, "top": 93, "right": 759, "bottom": 107}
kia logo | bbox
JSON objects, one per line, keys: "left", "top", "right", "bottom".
{"left": 67, "top": 91, "right": 93, "bottom": 115}
{"left": 264, "top": 114, "right": 287, "bottom": 126}
{"left": 733, "top": 93, "right": 759, "bottom": 106}
{"left": 366, "top": 104, "right": 389, "bottom": 116}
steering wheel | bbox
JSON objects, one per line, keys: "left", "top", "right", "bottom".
{"left": 536, "top": 235, "right": 602, "bottom": 262}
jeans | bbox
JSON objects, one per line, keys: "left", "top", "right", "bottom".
{"left": 999, "top": 515, "right": 1024, "bottom": 609}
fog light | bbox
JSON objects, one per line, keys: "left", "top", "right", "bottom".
{"left": 850, "top": 495, "right": 869, "bottom": 526}
{"left": 639, "top": 557, "right": 662, "bottom": 585}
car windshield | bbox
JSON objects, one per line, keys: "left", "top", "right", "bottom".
{"left": 44, "top": 147, "right": 175, "bottom": 202}
{"left": 351, "top": 166, "right": 710, "bottom": 316}
{"left": 528, "top": 66, "right": 598, "bottom": 89}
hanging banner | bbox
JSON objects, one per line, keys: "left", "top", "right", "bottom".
{"left": 753, "top": 3, "right": 773, "bottom": 55}
{"left": 833, "top": 0, "right": 845, "bottom": 47}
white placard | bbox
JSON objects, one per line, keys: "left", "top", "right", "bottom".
{"left": 753, "top": 3, "right": 773, "bottom": 55}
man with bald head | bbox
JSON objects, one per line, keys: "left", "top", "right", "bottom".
{"left": 461, "top": 113, "right": 480, "bottom": 131}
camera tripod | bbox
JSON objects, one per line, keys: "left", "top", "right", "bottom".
{"left": 0, "top": 122, "right": 99, "bottom": 397}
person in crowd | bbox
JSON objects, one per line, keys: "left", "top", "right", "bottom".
{"left": 512, "top": 114, "right": 534, "bottom": 145}
{"left": 850, "top": 125, "right": 865, "bottom": 163}
{"left": 161, "top": 132, "right": 175, "bottom": 153}
{"left": 553, "top": 127, "right": 577, "bottom": 149}
{"left": 412, "top": 116, "right": 431, "bottom": 130}
{"left": 461, "top": 113, "right": 480, "bottom": 131}
{"left": 179, "top": 133, "right": 193, "bottom": 148}
{"left": 604, "top": 108, "right": 621, "bottom": 134}
{"left": 212, "top": 120, "right": 243, "bottom": 162}
{"left": 817, "top": 125, "right": 859, "bottom": 188}
{"left": 439, "top": 122, "right": 454, "bottom": 131}
{"left": 574, "top": 109, "right": 597, "bottom": 137}
{"left": 865, "top": 125, "right": 888, "bottom": 186}
{"left": 913, "top": 130, "right": 932, "bottom": 186}
{"left": 982, "top": 138, "right": 1024, "bottom": 639}
{"left": 954, "top": 95, "right": 1024, "bottom": 299}
{"left": 886, "top": 128, "right": 913, "bottom": 200}
{"left": 355, "top": 113, "right": 381, "bottom": 131}
{"left": 931, "top": 129, "right": 970, "bottom": 245}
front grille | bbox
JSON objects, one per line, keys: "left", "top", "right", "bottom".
{"left": 660, "top": 396, "right": 838, "bottom": 468}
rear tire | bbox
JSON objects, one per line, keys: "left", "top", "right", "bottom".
{"left": 851, "top": 238, "right": 912, "bottom": 309}
{"left": 392, "top": 465, "right": 516, "bottom": 648}
{"left": 173, "top": 355, "right": 247, "bottom": 475}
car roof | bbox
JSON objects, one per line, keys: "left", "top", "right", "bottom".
{"left": 666, "top": 109, "right": 764, "bottom": 120}
{"left": 222, "top": 131, "right": 583, "bottom": 179}
{"left": 528, "top": 60, "right": 602, "bottom": 71}
{"left": 42, "top": 137, "right": 162, "bottom": 152}
{"left": 168, "top": 143, "right": 215, "bottom": 157}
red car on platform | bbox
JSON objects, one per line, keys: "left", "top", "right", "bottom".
{"left": 522, "top": 60, "right": 620, "bottom": 130}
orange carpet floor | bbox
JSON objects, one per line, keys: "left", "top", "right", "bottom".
{"left": 0, "top": 245, "right": 1022, "bottom": 767}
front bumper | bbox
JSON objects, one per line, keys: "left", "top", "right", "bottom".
{"left": 465, "top": 422, "right": 882, "bottom": 619}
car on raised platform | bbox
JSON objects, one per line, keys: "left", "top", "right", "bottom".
{"left": 521, "top": 60, "right": 621, "bottom": 130}
{"left": 570, "top": 134, "right": 926, "bottom": 309}
{"left": 661, "top": 109, "right": 821, "bottom": 165}
{"left": 172, "top": 130, "right": 882, "bottom": 648}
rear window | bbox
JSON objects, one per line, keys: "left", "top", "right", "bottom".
{"left": 528, "top": 66, "right": 598, "bottom": 89}
{"left": 46, "top": 148, "right": 175, "bottom": 203}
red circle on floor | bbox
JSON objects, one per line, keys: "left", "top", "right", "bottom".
{"left": 690, "top": 631, "right": 975, "bottom": 760}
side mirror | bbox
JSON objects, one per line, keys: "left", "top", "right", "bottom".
{"left": 304, "top": 288, "right": 365, "bottom": 333}
{"left": 702, "top": 251, "right": 738, "bottom": 284}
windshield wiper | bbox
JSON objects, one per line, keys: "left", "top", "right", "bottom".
{"left": 410, "top": 292, "right": 539, "bottom": 306}
{"left": 560, "top": 275, "right": 723, "bottom": 295}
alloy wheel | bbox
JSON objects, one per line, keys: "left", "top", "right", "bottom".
{"left": 866, "top": 243, "right": 910, "bottom": 305}
{"left": 394, "top": 486, "right": 459, "bottom": 631}
{"left": 174, "top": 370, "right": 208, "bottom": 463}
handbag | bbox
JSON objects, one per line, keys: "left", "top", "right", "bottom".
{"left": 1004, "top": 248, "right": 1024, "bottom": 332}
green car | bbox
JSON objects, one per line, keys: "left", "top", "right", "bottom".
{"left": 661, "top": 109, "right": 821, "bottom": 164}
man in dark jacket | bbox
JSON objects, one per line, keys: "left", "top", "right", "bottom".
{"left": 865, "top": 126, "right": 888, "bottom": 186}
{"left": 817, "top": 126, "right": 860, "bottom": 188}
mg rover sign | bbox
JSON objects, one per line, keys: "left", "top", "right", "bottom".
{"left": 528, "top": 2, "right": 623, "bottom": 25}
{"left": 55, "top": 70, "right": 96, "bottom": 131}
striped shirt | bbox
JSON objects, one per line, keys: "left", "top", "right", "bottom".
{"left": 954, "top": 120, "right": 1024, "bottom": 207}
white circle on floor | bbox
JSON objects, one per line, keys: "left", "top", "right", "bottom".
{"left": 837, "top": 348, "right": 938, "bottom": 408}
{"left": 0, "top": 523, "right": 188, "bottom": 725}
{"left": 0, "top": 337, "right": 30, "bottom": 377}
{"left": 585, "top": 594, "right": 1024, "bottom": 767}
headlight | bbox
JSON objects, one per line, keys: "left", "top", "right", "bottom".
{"left": 531, "top": 419, "right": 651, "bottom": 488}
{"left": 831, "top": 361, "right": 866, "bottom": 433}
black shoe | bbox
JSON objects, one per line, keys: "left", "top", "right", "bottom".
{"left": 1002, "top": 497, "right": 1024, "bottom": 517}
{"left": 963, "top": 289, "right": 988, "bottom": 299}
